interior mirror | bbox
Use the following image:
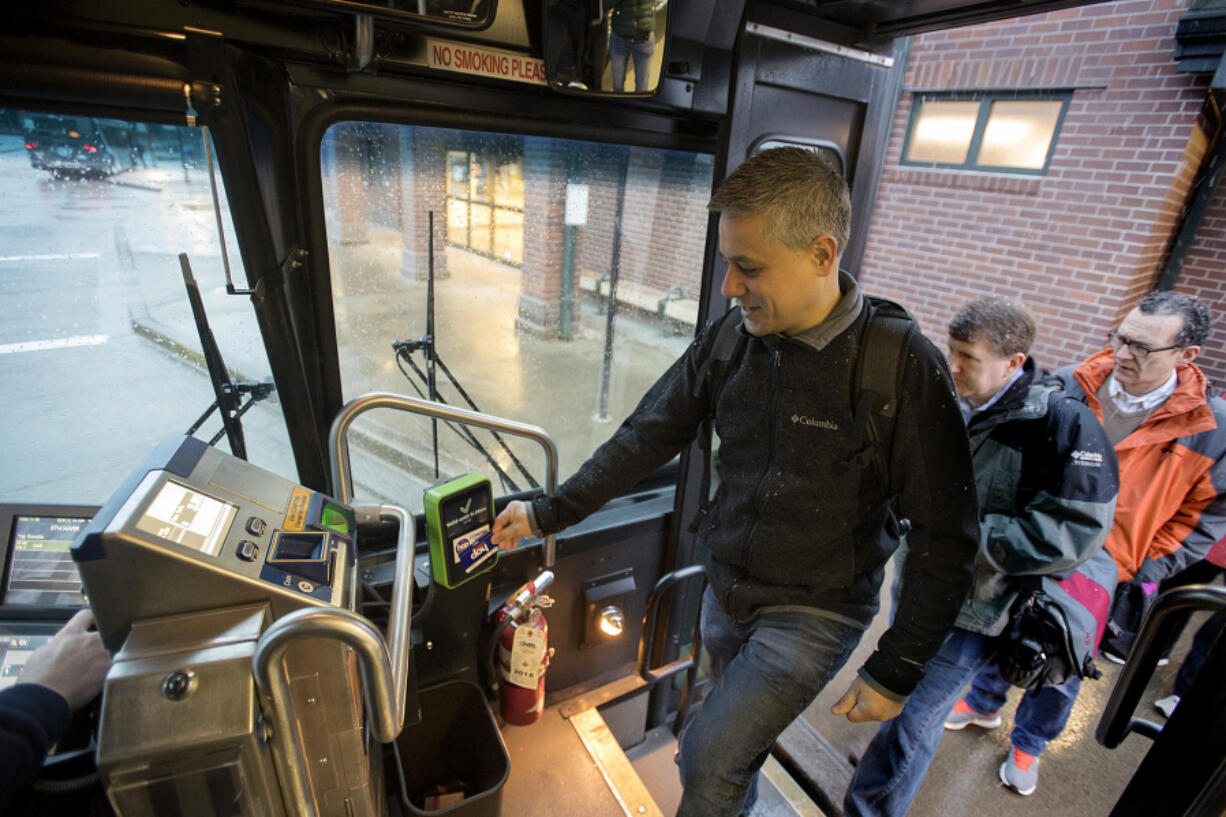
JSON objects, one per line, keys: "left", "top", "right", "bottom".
{"left": 545, "top": 0, "right": 668, "bottom": 95}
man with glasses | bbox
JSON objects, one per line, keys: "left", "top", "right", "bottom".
{"left": 951, "top": 290, "right": 1226, "bottom": 797}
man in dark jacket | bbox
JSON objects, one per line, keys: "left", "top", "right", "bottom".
{"left": 492, "top": 147, "right": 979, "bottom": 817}
{"left": 844, "top": 296, "right": 1118, "bottom": 815}
{"left": 1, "top": 609, "right": 111, "bottom": 811}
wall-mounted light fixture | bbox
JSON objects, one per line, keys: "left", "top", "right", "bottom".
{"left": 598, "top": 605, "right": 625, "bottom": 637}
{"left": 582, "top": 569, "right": 635, "bottom": 648}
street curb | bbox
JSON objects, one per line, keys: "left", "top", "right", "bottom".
{"left": 130, "top": 316, "right": 249, "bottom": 381}
{"left": 108, "top": 174, "right": 165, "bottom": 192}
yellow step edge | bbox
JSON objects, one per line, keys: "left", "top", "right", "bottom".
{"left": 760, "top": 754, "right": 826, "bottom": 817}
{"left": 570, "top": 707, "right": 665, "bottom": 817}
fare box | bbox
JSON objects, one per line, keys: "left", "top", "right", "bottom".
{"left": 424, "top": 474, "right": 499, "bottom": 589}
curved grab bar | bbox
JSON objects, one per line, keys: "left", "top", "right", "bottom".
{"left": 1096, "top": 584, "right": 1226, "bottom": 749}
{"left": 253, "top": 607, "right": 401, "bottom": 817}
{"left": 637, "top": 564, "right": 706, "bottom": 683}
{"left": 328, "top": 392, "right": 560, "bottom": 567}
{"left": 637, "top": 564, "right": 706, "bottom": 738}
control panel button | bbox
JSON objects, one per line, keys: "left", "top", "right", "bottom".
{"left": 236, "top": 540, "right": 258, "bottom": 562}
{"left": 246, "top": 517, "right": 267, "bottom": 536}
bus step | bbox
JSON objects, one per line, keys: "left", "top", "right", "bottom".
{"left": 622, "top": 724, "right": 828, "bottom": 817}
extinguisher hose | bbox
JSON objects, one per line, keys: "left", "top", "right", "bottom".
{"left": 485, "top": 612, "right": 517, "bottom": 695}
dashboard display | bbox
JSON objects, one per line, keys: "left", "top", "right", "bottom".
{"left": 0, "top": 633, "right": 53, "bottom": 691}
{"left": 5, "top": 516, "right": 89, "bottom": 606}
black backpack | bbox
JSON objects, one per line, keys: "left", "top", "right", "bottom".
{"left": 692, "top": 295, "right": 917, "bottom": 530}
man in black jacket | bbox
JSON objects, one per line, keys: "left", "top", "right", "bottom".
{"left": 1, "top": 609, "right": 111, "bottom": 811}
{"left": 492, "top": 147, "right": 979, "bottom": 817}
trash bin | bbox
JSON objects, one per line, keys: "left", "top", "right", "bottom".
{"left": 393, "top": 680, "right": 509, "bottom": 816}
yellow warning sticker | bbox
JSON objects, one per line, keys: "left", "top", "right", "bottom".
{"left": 283, "top": 486, "right": 311, "bottom": 531}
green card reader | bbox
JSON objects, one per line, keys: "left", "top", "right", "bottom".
{"left": 424, "top": 474, "right": 498, "bottom": 589}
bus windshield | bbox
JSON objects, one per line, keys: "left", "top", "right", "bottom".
{"left": 0, "top": 108, "right": 296, "bottom": 503}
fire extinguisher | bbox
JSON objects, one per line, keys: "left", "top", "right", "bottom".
{"left": 488, "top": 570, "right": 555, "bottom": 725}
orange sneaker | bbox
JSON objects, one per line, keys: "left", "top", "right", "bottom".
{"left": 1000, "top": 746, "right": 1039, "bottom": 795}
{"left": 943, "top": 698, "right": 1002, "bottom": 730}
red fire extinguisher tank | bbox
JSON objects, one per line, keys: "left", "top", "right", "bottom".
{"left": 496, "top": 604, "right": 552, "bottom": 725}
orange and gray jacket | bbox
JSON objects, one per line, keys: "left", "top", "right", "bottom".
{"left": 1056, "top": 349, "right": 1226, "bottom": 583}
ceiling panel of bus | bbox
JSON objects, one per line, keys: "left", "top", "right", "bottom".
{"left": 797, "top": 0, "right": 1114, "bottom": 37}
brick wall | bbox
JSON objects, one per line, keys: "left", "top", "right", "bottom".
{"left": 518, "top": 136, "right": 569, "bottom": 334}
{"left": 859, "top": 0, "right": 1223, "bottom": 378}
{"left": 1175, "top": 155, "right": 1226, "bottom": 386}
{"left": 519, "top": 143, "right": 712, "bottom": 337}
{"left": 575, "top": 147, "right": 712, "bottom": 296}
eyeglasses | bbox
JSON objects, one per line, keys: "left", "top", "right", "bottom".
{"left": 1106, "top": 331, "right": 1182, "bottom": 360}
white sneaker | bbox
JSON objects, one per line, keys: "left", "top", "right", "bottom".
{"left": 1154, "top": 694, "right": 1180, "bottom": 719}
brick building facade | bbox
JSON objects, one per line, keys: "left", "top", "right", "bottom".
{"left": 859, "top": 0, "right": 1226, "bottom": 382}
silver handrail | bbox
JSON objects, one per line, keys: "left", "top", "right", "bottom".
{"left": 375, "top": 503, "right": 413, "bottom": 727}
{"left": 253, "top": 607, "right": 400, "bottom": 817}
{"left": 327, "top": 391, "right": 560, "bottom": 566}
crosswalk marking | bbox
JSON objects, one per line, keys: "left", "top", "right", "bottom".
{"left": 0, "top": 334, "right": 108, "bottom": 354}
{"left": 0, "top": 252, "right": 101, "bottom": 262}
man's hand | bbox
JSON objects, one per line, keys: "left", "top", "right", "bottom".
{"left": 491, "top": 500, "right": 533, "bottom": 551}
{"left": 830, "top": 675, "right": 903, "bottom": 723}
{"left": 19, "top": 609, "right": 112, "bottom": 711}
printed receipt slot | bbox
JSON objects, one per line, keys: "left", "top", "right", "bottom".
{"left": 73, "top": 435, "right": 413, "bottom": 817}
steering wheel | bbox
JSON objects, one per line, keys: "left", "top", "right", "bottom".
{"left": 34, "top": 693, "right": 102, "bottom": 792}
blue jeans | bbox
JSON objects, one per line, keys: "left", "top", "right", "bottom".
{"left": 677, "top": 587, "right": 862, "bottom": 817}
{"left": 609, "top": 32, "right": 655, "bottom": 92}
{"left": 965, "top": 660, "right": 1080, "bottom": 756}
{"left": 845, "top": 628, "right": 997, "bottom": 817}
{"left": 1175, "top": 609, "right": 1226, "bottom": 697}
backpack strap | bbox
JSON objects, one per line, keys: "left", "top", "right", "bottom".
{"left": 851, "top": 295, "right": 916, "bottom": 501}
{"left": 690, "top": 308, "right": 747, "bottom": 523}
{"left": 693, "top": 307, "right": 746, "bottom": 402}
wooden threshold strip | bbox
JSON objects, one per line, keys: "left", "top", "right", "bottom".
{"left": 570, "top": 708, "right": 665, "bottom": 817}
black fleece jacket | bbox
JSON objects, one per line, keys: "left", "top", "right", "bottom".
{"left": 533, "top": 283, "right": 978, "bottom": 698}
{"left": 0, "top": 683, "right": 70, "bottom": 811}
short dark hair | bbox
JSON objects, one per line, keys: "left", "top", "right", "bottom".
{"left": 708, "top": 147, "right": 851, "bottom": 257}
{"left": 1137, "top": 291, "right": 1212, "bottom": 347}
{"left": 948, "top": 296, "right": 1036, "bottom": 358}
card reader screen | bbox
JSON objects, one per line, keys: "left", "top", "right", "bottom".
{"left": 6, "top": 516, "right": 89, "bottom": 606}
{"left": 135, "top": 482, "right": 237, "bottom": 557}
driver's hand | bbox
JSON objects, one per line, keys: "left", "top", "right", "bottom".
{"left": 491, "top": 501, "right": 533, "bottom": 551}
{"left": 19, "top": 609, "right": 112, "bottom": 710}
{"left": 830, "top": 675, "right": 903, "bottom": 723}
